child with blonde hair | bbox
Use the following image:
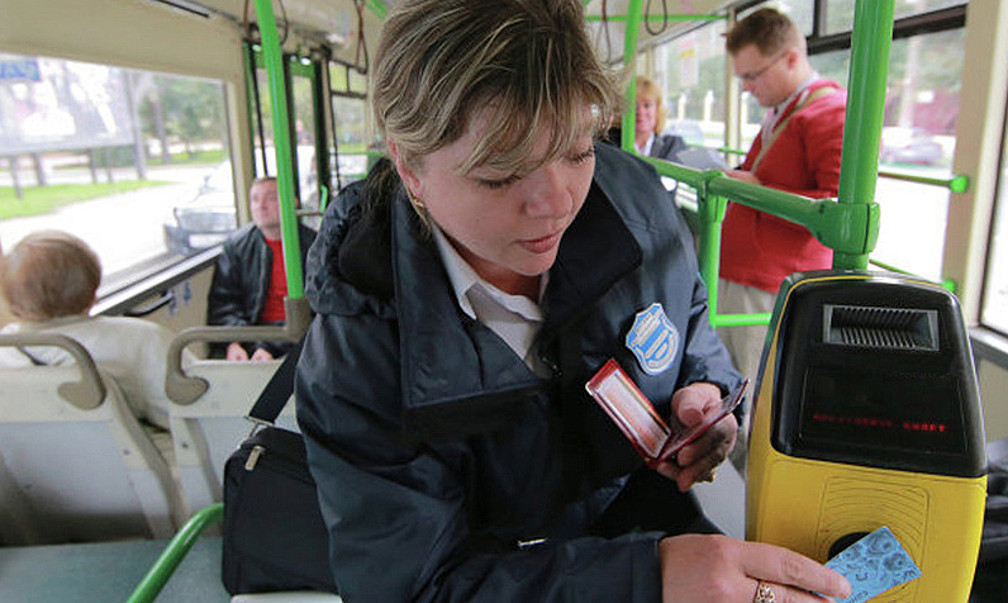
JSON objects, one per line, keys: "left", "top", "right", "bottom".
{"left": 0, "top": 230, "right": 191, "bottom": 429}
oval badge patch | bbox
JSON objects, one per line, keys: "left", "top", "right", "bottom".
{"left": 625, "top": 302, "right": 679, "bottom": 375}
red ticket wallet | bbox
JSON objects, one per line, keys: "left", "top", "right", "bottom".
{"left": 585, "top": 359, "right": 748, "bottom": 467}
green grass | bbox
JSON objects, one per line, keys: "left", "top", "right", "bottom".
{"left": 336, "top": 142, "right": 368, "bottom": 154}
{"left": 0, "top": 180, "right": 170, "bottom": 220}
{"left": 167, "top": 148, "right": 227, "bottom": 164}
{"left": 52, "top": 147, "right": 227, "bottom": 170}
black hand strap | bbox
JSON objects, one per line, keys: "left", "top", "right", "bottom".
{"left": 247, "top": 343, "right": 302, "bottom": 424}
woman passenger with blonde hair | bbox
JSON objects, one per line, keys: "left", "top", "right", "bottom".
{"left": 633, "top": 76, "right": 689, "bottom": 162}
{"left": 0, "top": 230, "right": 192, "bottom": 430}
{"left": 295, "top": 1, "right": 850, "bottom": 601}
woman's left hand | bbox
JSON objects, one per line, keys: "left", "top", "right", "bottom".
{"left": 654, "top": 382, "right": 737, "bottom": 492}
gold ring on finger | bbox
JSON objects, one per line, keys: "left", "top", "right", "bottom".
{"left": 753, "top": 580, "right": 775, "bottom": 603}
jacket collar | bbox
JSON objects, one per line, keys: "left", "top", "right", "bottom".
{"left": 391, "top": 144, "right": 643, "bottom": 440}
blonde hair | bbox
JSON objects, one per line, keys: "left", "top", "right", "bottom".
{"left": 636, "top": 76, "right": 668, "bottom": 136}
{"left": 373, "top": 0, "right": 620, "bottom": 177}
{"left": 0, "top": 231, "right": 101, "bottom": 321}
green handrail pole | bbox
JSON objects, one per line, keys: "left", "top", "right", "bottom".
{"left": 712, "top": 312, "right": 772, "bottom": 328}
{"left": 126, "top": 504, "right": 225, "bottom": 603}
{"left": 253, "top": 0, "right": 305, "bottom": 299}
{"left": 876, "top": 168, "right": 970, "bottom": 192}
{"left": 636, "top": 156, "right": 726, "bottom": 323}
{"left": 698, "top": 192, "right": 727, "bottom": 312}
{"left": 619, "top": 0, "right": 643, "bottom": 153}
{"left": 319, "top": 183, "right": 330, "bottom": 212}
{"left": 365, "top": 0, "right": 386, "bottom": 20}
{"left": 834, "top": 0, "right": 894, "bottom": 269}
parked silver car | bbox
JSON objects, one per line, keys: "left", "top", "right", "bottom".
{"left": 163, "top": 162, "right": 237, "bottom": 255}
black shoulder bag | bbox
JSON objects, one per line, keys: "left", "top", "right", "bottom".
{"left": 221, "top": 345, "right": 338, "bottom": 595}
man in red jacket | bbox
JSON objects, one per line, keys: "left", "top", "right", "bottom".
{"left": 719, "top": 8, "right": 846, "bottom": 390}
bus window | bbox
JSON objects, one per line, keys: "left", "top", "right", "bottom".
{"left": 329, "top": 61, "right": 369, "bottom": 188}
{"left": 248, "top": 62, "right": 316, "bottom": 203}
{"left": 808, "top": 49, "right": 849, "bottom": 91}
{"left": 739, "top": 0, "right": 814, "bottom": 36}
{"left": 721, "top": 2, "right": 966, "bottom": 282}
{"left": 0, "top": 52, "right": 233, "bottom": 294}
{"left": 291, "top": 64, "right": 320, "bottom": 211}
{"left": 981, "top": 106, "right": 1008, "bottom": 335}
{"left": 824, "top": 1, "right": 967, "bottom": 34}
{"left": 874, "top": 26, "right": 965, "bottom": 280}
{"left": 653, "top": 19, "right": 727, "bottom": 149}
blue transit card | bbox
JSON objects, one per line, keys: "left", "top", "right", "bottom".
{"left": 825, "top": 526, "right": 922, "bottom": 602}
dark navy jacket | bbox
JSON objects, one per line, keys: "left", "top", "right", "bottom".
{"left": 295, "top": 143, "right": 741, "bottom": 602}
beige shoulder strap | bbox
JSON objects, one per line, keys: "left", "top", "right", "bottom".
{"left": 751, "top": 87, "right": 837, "bottom": 173}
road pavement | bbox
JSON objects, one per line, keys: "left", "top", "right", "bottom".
{"left": 0, "top": 163, "right": 214, "bottom": 275}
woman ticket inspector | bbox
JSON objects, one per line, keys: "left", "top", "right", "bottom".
{"left": 295, "top": 0, "right": 851, "bottom": 601}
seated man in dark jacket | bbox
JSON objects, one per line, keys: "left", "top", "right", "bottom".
{"left": 207, "top": 177, "right": 316, "bottom": 360}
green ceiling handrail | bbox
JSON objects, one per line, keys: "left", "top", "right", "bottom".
{"left": 877, "top": 168, "right": 970, "bottom": 192}
{"left": 715, "top": 146, "right": 747, "bottom": 156}
{"left": 638, "top": 155, "right": 709, "bottom": 190}
{"left": 639, "top": 156, "right": 879, "bottom": 260}
{"left": 710, "top": 144, "right": 968, "bottom": 192}
{"left": 707, "top": 177, "right": 879, "bottom": 257}
{"left": 637, "top": 154, "right": 878, "bottom": 326}
{"left": 712, "top": 312, "right": 773, "bottom": 328}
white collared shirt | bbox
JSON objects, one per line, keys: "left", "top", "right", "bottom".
{"left": 431, "top": 224, "right": 549, "bottom": 375}
{"left": 635, "top": 133, "right": 655, "bottom": 156}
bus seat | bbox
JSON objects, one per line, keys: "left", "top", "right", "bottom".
{"left": 169, "top": 359, "right": 298, "bottom": 517}
{"left": 0, "top": 334, "right": 185, "bottom": 545}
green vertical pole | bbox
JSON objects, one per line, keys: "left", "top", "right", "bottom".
{"left": 619, "top": 0, "right": 643, "bottom": 152}
{"left": 699, "top": 191, "right": 728, "bottom": 315}
{"left": 253, "top": 0, "right": 304, "bottom": 299}
{"left": 834, "top": 0, "right": 893, "bottom": 269}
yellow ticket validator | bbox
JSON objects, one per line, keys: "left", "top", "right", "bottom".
{"left": 746, "top": 272, "right": 986, "bottom": 603}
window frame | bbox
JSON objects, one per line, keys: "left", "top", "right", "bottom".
{"left": 978, "top": 93, "right": 1008, "bottom": 337}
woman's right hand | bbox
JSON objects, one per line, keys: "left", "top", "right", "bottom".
{"left": 659, "top": 534, "right": 851, "bottom": 602}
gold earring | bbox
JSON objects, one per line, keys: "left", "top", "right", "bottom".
{"left": 404, "top": 186, "right": 430, "bottom": 228}
{"left": 405, "top": 187, "right": 425, "bottom": 210}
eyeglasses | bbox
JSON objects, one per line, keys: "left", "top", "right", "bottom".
{"left": 737, "top": 51, "right": 787, "bottom": 83}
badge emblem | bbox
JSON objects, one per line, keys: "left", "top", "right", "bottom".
{"left": 625, "top": 302, "right": 679, "bottom": 375}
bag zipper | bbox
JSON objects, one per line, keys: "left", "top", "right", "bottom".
{"left": 245, "top": 444, "right": 265, "bottom": 471}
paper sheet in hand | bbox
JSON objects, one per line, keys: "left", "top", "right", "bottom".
{"left": 585, "top": 359, "right": 747, "bottom": 466}
{"left": 825, "top": 526, "right": 922, "bottom": 602}
{"left": 674, "top": 147, "right": 729, "bottom": 171}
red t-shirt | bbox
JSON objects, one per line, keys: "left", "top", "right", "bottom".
{"left": 260, "top": 237, "right": 287, "bottom": 323}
